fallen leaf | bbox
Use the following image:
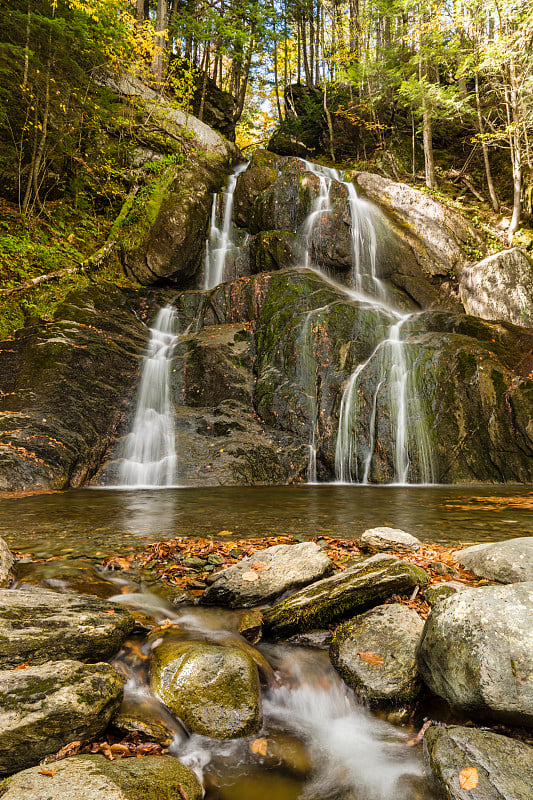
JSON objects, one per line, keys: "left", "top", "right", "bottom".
{"left": 249, "top": 737, "right": 268, "bottom": 756}
{"left": 242, "top": 571, "right": 259, "bottom": 581}
{"left": 178, "top": 785, "right": 189, "bottom": 800}
{"left": 39, "top": 767, "right": 55, "bottom": 776}
{"left": 54, "top": 740, "right": 82, "bottom": 760}
{"left": 459, "top": 767, "right": 479, "bottom": 790}
{"left": 358, "top": 651, "right": 385, "bottom": 666}
{"left": 102, "top": 609, "right": 116, "bottom": 614}
{"left": 218, "top": 530, "right": 233, "bottom": 536}
{"left": 67, "top": 233, "right": 75, "bottom": 243}
{"left": 13, "top": 662, "right": 29, "bottom": 670}
{"left": 251, "top": 561, "right": 270, "bottom": 572}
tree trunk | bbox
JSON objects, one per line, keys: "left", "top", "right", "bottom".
{"left": 474, "top": 72, "right": 499, "bottom": 212}
{"left": 508, "top": 58, "right": 521, "bottom": 242}
{"left": 152, "top": 0, "right": 168, "bottom": 86}
{"left": 420, "top": 58, "right": 435, "bottom": 189}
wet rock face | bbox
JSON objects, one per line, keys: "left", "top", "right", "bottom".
{"left": 424, "top": 725, "right": 533, "bottom": 800}
{"left": 0, "top": 283, "right": 146, "bottom": 491}
{"left": 417, "top": 583, "right": 533, "bottom": 726}
{"left": 455, "top": 537, "right": 533, "bottom": 584}
{"left": 0, "top": 588, "right": 135, "bottom": 667}
{"left": 0, "top": 538, "right": 13, "bottom": 588}
{"left": 0, "top": 754, "right": 203, "bottom": 800}
{"left": 330, "top": 604, "right": 424, "bottom": 707}
{"left": 201, "top": 542, "right": 332, "bottom": 608}
{"left": 460, "top": 248, "right": 533, "bottom": 328}
{"left": 150, "top": 639, "right": 261, "bottom": 738}
{"left": 0, "top": 661, "right": 123, "bottom": 775}
{"left": 263, "top": 554, "right": 429, "bottom": 636}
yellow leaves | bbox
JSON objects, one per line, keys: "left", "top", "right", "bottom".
{"left": 217, "top": 530, "right": 233, "bottom": 536}
{"left": 358, "top": 651, "right": 385, "bottom": 665}
{"left": 459, "top": 767, "right": 479, "bottom": 790}
{"left": 249, "top": 737, "right": 268, "bottom": 756}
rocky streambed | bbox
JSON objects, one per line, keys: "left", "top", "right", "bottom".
{"left": 0, "top": 529, "right": 531, "bottom": 799}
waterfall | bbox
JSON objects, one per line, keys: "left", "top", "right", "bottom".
{"left": 118, "top": 305, "right": 179, "bottom": 488}
{"left": 299, "top": 161, "right": 434, "bottom": 484}
{"left": 204, "top": 162, "right": 249, "bottom": 290}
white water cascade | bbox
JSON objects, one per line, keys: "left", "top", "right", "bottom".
{"left": 204, "top": 161, "right": 249, "bottom": 290}
{"left": 118, "top": 305, "right": 179, "bottom": 487}
{"left": 299, "top": 161, "right": 434, "bottom": 484}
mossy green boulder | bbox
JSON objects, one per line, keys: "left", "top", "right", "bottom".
{"left": 150, "top": 639, "right": 261, "bottom": 739}
{"left": 0, "top": 755, "right": 203, "bottom": 800}
{"left": 263, "top": 554, "right": 429, "bottom": 636}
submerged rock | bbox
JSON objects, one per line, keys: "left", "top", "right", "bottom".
{"left": 262, "top": 554, "right": 429, "bottom": 636}
{"left": 417, "top": 583, "right": 533, "bottom": 726}
{"left": 330, "top": 604, "right": 424, "bottom": 706}
{"left": 0, "top": 588, "right": 135, "bottom": 667}
{"left": 460, "top": 248, "right": 533, "bottom": 328}
{"left": 424, "top": 724, "right": 533, "bottom": 800}
{"left": 201, "top": 542, "right": 332, "bottom": 608}
{"left": 0, "top": 538, "right": 13, "bottom": 588}
{"left": 0, "top": 661, "right": 123, "bottom": 775}
{"left": 455, "top": 537, "right": 533, "bottom": 583}
{"left": 359, "top": 527, "right": 422, "bottom": 553}
{"left": 150, "top": 639, "right": 261, "bottom": 738}
{"left": 0, "top": 754, "right": 203, "bottom": 800}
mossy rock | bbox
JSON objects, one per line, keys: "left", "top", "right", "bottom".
{"left": 150, "top": 639, "right": 261, "bottom": 739}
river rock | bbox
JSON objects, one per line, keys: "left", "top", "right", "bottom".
{"left": 0, "top": 587, "right": 135, "bottom": 667}
{"left": 330, "top": 604, "right": 424, "bottom": 706}
{"left": 0, "top": 754, "right": 203, "bottom": 800}
{"left": 424, "top": 724, "right": 533, "bottom": 800}
{"left": 424, "top": 581, "right": 467, "bottom": 606}
{"left": 262, "top": 554, "right": 429, "bottom": 636}
{"left": 234, "top": 160, "right": 278, "bottom": 228}
{"left": 455, "top": 537, "right": 533, "bottom": 583}
{"left": 150, "top": 639, "right": 261, "bottom": 738}
{"left": 459, "top": 248, "right": 533, "bottom": 327}
{"left": 417, "top": 583, "right": 533, "bottom": 725}
{"left": 201, "top": 542, "right": 332, "bottom": 608}
{"left": 0, "top": 661, "right": 123, "bottom": 775}
{"left": 0, "top": 538, "right": 13, "bottom": 588}
{"left": 359, "top": 527, "right": 422, "bottom": 553}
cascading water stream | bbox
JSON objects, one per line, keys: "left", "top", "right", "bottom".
{"left": 204, "top": 161, "right": 249, "bottom": 290}
{"left": 298, "top": 160, "right": 434, "bottom": 484}
{"left": 118, "top": 305, "right": 179, "bottom": 487}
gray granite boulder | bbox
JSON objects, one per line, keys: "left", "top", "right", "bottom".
{"left": 424, "top": 724, "right": 533, "bottom": 800}
{"left": 417, "top": 583, "right": 533, "bottom": 725}
{"left": 459, "top": 248, "right": 533, "bottom": 327}
{"left": 0, "top": 588, "right": 135, "bottom": 667}
{"left": 359, "top": 527, "right": 422, "bottom": 553}
{"left": 456, "top": 537, "right": 533, "bottom": 584}
{"left": 330, "top": 604, "right": 424, "bottom": 706}
{"left": 201, "top": 542, "right": 332, "bottom": 608}
{"left": 0, "top": 754, "right": 203, "bottom": 800}
{"left": 263, "top": 554, "right": 429, "bottom": 636}
{"left": 150, "top": 639, "right": 261, "bottom": 738}
{"left": 0, "top": 661, "right": 123, "bottom": 775}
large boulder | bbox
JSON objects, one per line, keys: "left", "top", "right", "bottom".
{"left": 0, "top": 588, "right": 135, "bottom": 667}
{"left": 424, "top": 724, "right": 533, "bottom": 800}
{"left": 262, "top": 554, "right": 429, "bottom": 636}
{"left": 330, "top": 604, "right": 424, "bottom": 707}
{"left": 459, "top": 248, "right": 533, "bottom": 327}
{"left": 0, "top": 661, "right": 123, "bottom": 775}
{"left": 234, "top": 152, "right": 278, "bottom": 228}
{"left": 150, "top": 639, "right": 261, "bottom": 738}
{"left": 0, "top": 755, "right": 203, "bottom": 800}
{"left": 201, "top": 542, "right": 332, "bottom": 608}
{"left": 355, "top": 172, "right": 483, "bottom": 278}
{"left": 455, "top": 537, "right": 533, "bottom": 584}
{"left": 417, "top": 583, "right": 533, "bottom": 726}
{"left": 0, "top": 538, "right": 13, "bottom": 587}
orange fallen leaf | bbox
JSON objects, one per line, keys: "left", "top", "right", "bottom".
{"left": 102, "top": 609, "right": 116, "bottom": 614}
{"left": 459, "top": 767, "right": 479, "bottom": 790}
{"left": 242, "top": 571, "right": 259, "bottom": 582}
{"left": 249, "top": 737, "right": 268, "bottom": 756}
{"left": 358, "top": 651, "right": 385, "bottom": 665}
{"left": 14, "top": 662, "right": 29, "bottom": 670}
{"left": 218, "top": 530, "right": 233, "bottom": 536}
{"left": 251, "top": 561, "right": 270, "bottom": 572}
{"left": 40, "top": 767, "right": 55, "bottom": 776}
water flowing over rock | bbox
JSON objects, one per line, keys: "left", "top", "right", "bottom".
{"left": 459, "top": 247, "right": 533, "bottom": 327}
{"left": 416, "top": 583, "right": 533, "bottom": 726}
{"left": 201, "top": 542, "right": 332, "bottom": 607}
{"left": 0, "top": 755, "right": 203, "bottom": 800}
{"left": 150, "top": 639, "right": 261, "bottom": 738}
{"left": 0, "top": 661, "right": 123, "bottom": 775}
{"left": 0, "top": 588, "right": 135, "bottom": 667}
{"left": 204, "top": 162, "right": 249, "bottom": 290}
{"left": 455, "top": 537, "right": 533, "bottom": 583}
{"left": 263, "top": 554, "right": 429, "bottom": 636}
{"left": 424, "top": 725, "right": 533, "bottom": 800}
{"left": 330, "top": 604, "right": 424, "bottom": 707}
